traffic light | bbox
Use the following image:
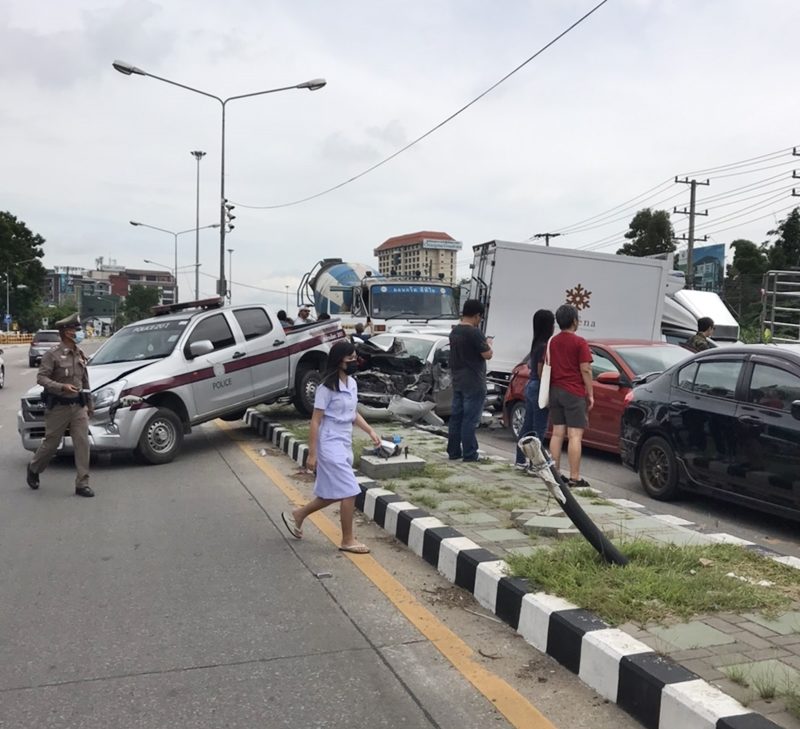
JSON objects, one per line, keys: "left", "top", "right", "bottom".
{"left": 224, "top": 202, "right": 236, "bottom": 232}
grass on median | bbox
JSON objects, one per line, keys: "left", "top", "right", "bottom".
{"left": 506, "top": 537, "right": 800, "bottom": 626}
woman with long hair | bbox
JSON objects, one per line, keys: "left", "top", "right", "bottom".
{"left": 514, "top": 309, "right": 555, "bottom": 468}
{"left": 282, "top": 340, "right": 380, "bottom": 553}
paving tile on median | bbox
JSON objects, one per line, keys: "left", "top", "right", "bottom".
{"left": 436, "top": 500, "right": 474, "bottom": 511}
{"left": 449, "top": 512, "right": 499, "bottom": 525}
{"left": 646, "top": 528, "right": 719, "bottom": 546}
{"left": 520, "top": 515, "right": 574, "bottom": 536}
{"left": 741, "top": 611, "right": 800, "bottom": 636}
{"left": 723, "top": 658, "right": 800, "bottom": 689}
{"left": 649, "top": 620, "right": 737, "bottom": 649}
{"left": 475, "top": 528, "right": 528, "bottom": 542}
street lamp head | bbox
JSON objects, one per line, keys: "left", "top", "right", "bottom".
{"left": 112, "top": 60, "right": 146, "bottom": 76}
{"left": 130, "top": 220, "right": 141, "bottom": 226}
{"left": 190, "top": 150, "right": 206, "bottom": 160}
{"left": 297, "top": 78, "right": 327, "bottom": 91}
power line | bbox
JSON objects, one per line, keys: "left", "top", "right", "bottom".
{"left": 709, "top": 157, "right": 798, "bottom": 180}
{"left": 705, "top": 202, "right": 799, "bottom": 237}
{"left": 677, "top": 146, "right": 796, "bottom": 177}
{"left": 232, "top": 0, "right": 611, "bottom": 210}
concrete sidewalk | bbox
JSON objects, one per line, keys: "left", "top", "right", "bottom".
{"left": 247, "top": 408, "right": 800, "bottom": 729}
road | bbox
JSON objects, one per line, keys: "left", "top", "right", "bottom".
{"left": 479, "top": 423, "right": 800, "bottom": 559}
{"left": 0, "top": 342, "right": 640, "bottom": 729}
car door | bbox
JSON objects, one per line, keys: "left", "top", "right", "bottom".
{"left": 586, "top": 346, "right": 630, "bottom": 450}
{"left": 231, "top": 307, "right": 288, "bottom": 400}
{"left": 184, "top": 312, "right": 253, "bottom": 418}
{"left": 668, "top": 357, "right": 744, "bottom": 489}
{"left": 734, "top": 358, "right": 800, "bottom": 511}
{"left": 431, "top": 341, "right": 452, "bottom": 416}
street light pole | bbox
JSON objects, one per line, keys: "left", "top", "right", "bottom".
{"left": 113, "top": 61, "right": 326, "bottom": 298}
{"left": 227, "top": 248, "right": 234, "bottom": 304}
{"left": 130, "top": 221, "right": 219, "bottom": 303}
{"left": 4, "top": 257, "right": 37, "bottom": 332}
{"left": 190, "top": 150, "right": 206, "bottom": 300}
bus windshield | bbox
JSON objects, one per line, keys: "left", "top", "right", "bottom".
{"left": 369, "top": 284, "right": 458, "bottom": 319}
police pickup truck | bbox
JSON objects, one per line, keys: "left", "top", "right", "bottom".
{"left": 18, "top": 298, "right": 344, "bottom": 464}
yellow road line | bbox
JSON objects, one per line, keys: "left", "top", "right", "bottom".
{"left": 219, "top": 421, "right": 556, "bottom": 729}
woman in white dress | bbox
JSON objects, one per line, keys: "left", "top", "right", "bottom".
{"left": 282, "top": 340, "right": 380, "bottom": 553}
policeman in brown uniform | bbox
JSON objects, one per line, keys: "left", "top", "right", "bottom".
{"left": 26, "top": 313, "right": 95, "bottom": 497}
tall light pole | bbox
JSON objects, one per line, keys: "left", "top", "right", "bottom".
{"left": 130, "top": 221, "right": 219, "bottom": 303}
{"left": 227, "top": 248, "right": 234, "bottom": 305}
{"left": 190, "top": 150, "right": 206, "bottom": 300}
{"left": 4, "top": 257, "right": 37, "bottom": 332}
{"left": 112, "top": 60, "right": 326, "bottom": 299}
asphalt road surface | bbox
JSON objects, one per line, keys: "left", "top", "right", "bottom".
{"left": 0, "top": 342, "right": 640, "bottom": 729}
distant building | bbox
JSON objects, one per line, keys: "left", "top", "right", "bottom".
{"left": 374, "top": 231, "right": 461, "bottom": 284}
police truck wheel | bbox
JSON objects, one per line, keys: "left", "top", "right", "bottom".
{"left": 135, "top": 408, "right": 184, "bottom": 465}
{"left": 293, "top": 366, "right": 321, "bottom": 416}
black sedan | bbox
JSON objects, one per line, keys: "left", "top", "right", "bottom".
{"left": 620, "top": 345, "right": 800, "bottom": 521}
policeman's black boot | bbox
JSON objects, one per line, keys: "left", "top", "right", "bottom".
{"left": 75, "top": 485, "right": 95, "bottom": 498}
{"left": 26, "top": 464, "right": 39, "bottom": 490}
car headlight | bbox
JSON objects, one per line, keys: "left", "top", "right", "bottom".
{"left": 92, "top": 380, "right": 127, "bottom": 410}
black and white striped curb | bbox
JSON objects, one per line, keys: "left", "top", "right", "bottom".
{"left": 244, "top": 410, "right": 784, "bottom": 729}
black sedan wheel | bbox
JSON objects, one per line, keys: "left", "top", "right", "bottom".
{"left": 638, "top": 435, "right": 679, "bottom": 500}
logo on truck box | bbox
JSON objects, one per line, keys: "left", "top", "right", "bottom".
{"left": 565, "top": 283, "right": 592, "bottom": 311}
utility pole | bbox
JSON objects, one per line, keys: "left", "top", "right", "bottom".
{"left": 674, "top": 177, "right": 710, "bottom": 289}
{"left": 532, "top": 232, "right": 561, "bottom": 247}
{"left": 191, "top": 150, "right": 206, "bottom": 301}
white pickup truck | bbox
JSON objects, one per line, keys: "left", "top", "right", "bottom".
{"left": 18, "top": 298, "right": 345, "bottom": 464}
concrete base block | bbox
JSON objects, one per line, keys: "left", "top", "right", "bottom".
{"left": 358, "top": 454, "right": 426, "bottom": 479}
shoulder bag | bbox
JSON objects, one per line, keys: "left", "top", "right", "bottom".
{"left": 537, "top": 336, "right": 553, "bottom": 409}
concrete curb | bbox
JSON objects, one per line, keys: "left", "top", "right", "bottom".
{"left": 244, "top": 410, "right": 784, "bottom": 729}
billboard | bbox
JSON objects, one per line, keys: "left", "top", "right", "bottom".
{"left": 676, "top": 243, "right": 725, "bottom": 293}
{"left": 422, "top": 239, "right": 462, "bottom": 251}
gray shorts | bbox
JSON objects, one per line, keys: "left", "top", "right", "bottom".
{"left": 549, "top": 386, "right": 588, "bottom": 429}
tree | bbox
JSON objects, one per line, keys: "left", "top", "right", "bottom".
{"left": 121, "top": 285, "right": 160, "bottom": 324}
{"left": 723, "top": 239, "right": 767, "bottom": 328}
{"left": 0, "top": 212, "right": 47, "bottom": 331}
{"left": 765, "top": 207, "right": 800, "bottom": 270}
{"left": 617, "top": 208, "right": 676, "bottom": 257}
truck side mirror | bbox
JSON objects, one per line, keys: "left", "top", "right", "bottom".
{"left": 187, "top": 340, "right": 214, "bottom": 359}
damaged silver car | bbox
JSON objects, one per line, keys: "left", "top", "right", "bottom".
{"left": 353, "top": 332, "right": 499, "bottom": 426}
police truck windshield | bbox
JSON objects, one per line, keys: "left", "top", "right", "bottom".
{"left": 370, "top": 284, "right": 458, "bottom": 319}
{"left": 91, "top": 320, "right": 189, "bottom": 364}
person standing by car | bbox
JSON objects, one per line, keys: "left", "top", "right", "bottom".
{"left": 547, "top": 304, "right": 593, "bottom": 488}
{"left": 685, "top": 317, "right": 715, "bottom": 352}
{"left": 281, "top": 340, "right": 380, "bottom": 553}
{"left": 447, "top": 299, "right": 493, "bottom": 462}
{"left": 514, "top": 309, "right": 555, "bottom": 469}
{"left": 26, "top": 313, "right": 95, "bottom": 497}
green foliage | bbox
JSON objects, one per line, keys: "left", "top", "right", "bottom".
{"left": 617, "top": 208, "right": 676, "bottom": 257}
{"left": 766, "top": 207, "right": 800, "bottom": 270}
{"left": 0, "top": 211, "right": 47, "bottom": 331}
{"left": 723, "top": 239, "right": 767, "bottom": 328}
{"left": 35, "top": 297, "right": 79, "bottom": 330}
{"left": 120, "top": 285, "right": 160, "bottom": 324}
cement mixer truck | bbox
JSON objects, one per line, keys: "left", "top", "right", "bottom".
{"left": 297, "top": 258, "right": 460, "bottom": 333}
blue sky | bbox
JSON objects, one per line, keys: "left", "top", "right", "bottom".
{"left": 2, "top": 0, "right": 799, "bottom": 310}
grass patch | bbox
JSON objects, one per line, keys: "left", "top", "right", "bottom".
{"left": 723, "top": 664, "right": 749, "bottom": 687}
{"left": 785, "top": 686, "right": 800, "bottom": 719}
{"left": 507, "top": 538, "right": 799, "bottom": 626}
{"left": 420, "top": 463, "right": 450, "bottom": 481}
{"left": 573, "top": 488, "right": 595, "bottom": 497}
{"left": 284, "top": 424, "right": 310, "bottom": 442}
{"left": 415, "top": 494, "right": 440, "bottom": 510}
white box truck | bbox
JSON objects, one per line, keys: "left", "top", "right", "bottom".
{"left": 469, "top": 240, "right": 672, "bottom": 384}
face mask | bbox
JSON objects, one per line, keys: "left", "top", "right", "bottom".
{"left": 74, "top": 330, "right": 85, "bottom": 344}
{"left": 345, "top": 361, "right": 358, "bottom": 375}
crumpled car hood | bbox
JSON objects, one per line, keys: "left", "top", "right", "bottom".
{"left": 353, "top": 341, "right": 451, "bottom": 412}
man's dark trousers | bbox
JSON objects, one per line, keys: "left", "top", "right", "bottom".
{"left": 447, "top": 389, "right": 485, "bottom": 461}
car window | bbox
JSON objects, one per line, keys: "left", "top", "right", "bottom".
{"left": 677, "top": 362, "right": 698, "bottom": 390}
{"left": 615, "top": 345, "right": 690, "bottom": 375}
{"left": 748, "top": 364, "right": 800, "bottom": 411}
{"left": 34, "top": 332, "right": 60, "bottom": 343}
{"left": 688, "top": 360, "right": 742, "bottom": 399}
{"left": 233, "top": 308, "right": 272, "bottom": 341}
{"left": 590, "top": 349, "right": 619, "bottom": 379}
{"left": 367, "top": 335, "right": 435, "bottom": 361}
{"left": 187, "top": 313, "right": 236, "bottom": 352}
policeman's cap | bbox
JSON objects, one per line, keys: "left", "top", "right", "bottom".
{"left": 55, "top": 312, "right": 81, "bottom": 329}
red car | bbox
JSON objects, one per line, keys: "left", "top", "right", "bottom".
{"left": 503, "top": 339, "right": 691, "bottom": 454}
